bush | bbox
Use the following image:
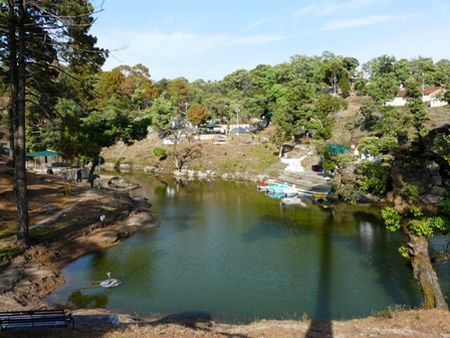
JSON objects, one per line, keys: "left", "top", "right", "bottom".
{"left": 440, "top": 199, "right": 450, "bottom": 216}
{"left": 153, "top": 147, "right": 167, "bottom": 159}
{"left": 356, "top": 161, "right": 391, "bottom": 196}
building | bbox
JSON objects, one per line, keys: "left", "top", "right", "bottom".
{"left": 386, "top": 86, "right": 448, "bottom": 107}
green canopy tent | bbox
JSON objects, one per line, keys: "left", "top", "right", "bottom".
{"left": 26, "top": 150, "right": 59, "bottom": 168}
{"left": 328, "top": 144, "right": 347, "bottom": 154}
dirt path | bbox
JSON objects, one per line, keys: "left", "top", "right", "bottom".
{"left": 0, "top": 167, "right": 155, "bottom": 311}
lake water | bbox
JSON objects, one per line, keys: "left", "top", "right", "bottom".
{"left": 48, "top": 175, "right": 449, "bottom": 322}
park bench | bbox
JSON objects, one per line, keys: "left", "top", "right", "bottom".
{"left": 0, "top": 310, "right": 74, "bottom": 330}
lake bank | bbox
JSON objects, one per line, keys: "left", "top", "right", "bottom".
{"left": 0, "top": 169, "right": 448, "bottom": 338}
{"left": 48, "top": 175, "right": 448, "bottom": 322}
{"left": 0, "top": 307, "right": 449, "bottom": 337}
{"left": 0, "top": 168, "right": 155, "bottom": 311}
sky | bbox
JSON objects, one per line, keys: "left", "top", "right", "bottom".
{"left": 90, "top": 0, "right": 450, "bottom": 81}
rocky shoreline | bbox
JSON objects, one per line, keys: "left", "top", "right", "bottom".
{"left": 101, "top": 161, "right": 270, "bottom": 182}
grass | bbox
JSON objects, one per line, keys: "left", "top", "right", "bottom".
{"left": 219, "top": 159, "right": 240, "bottom": 173}
{"left": 371, "top": 304, "right": 410, "bottom": 319}
{"left": 0, "top": 244, "right": 25, "bottom": 270}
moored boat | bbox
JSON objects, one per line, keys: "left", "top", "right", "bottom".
{"left": 281, "top": 196, "right": 306, "bottom": 207}
{"left": 283, "top": 187, "right": 298, "bottom": 197}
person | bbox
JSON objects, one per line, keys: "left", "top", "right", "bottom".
{"left": 76, "top": 169, "right": 82, "bottom": 182}
{"left": 46, "top": 167, "right": 53, "bottom": 174}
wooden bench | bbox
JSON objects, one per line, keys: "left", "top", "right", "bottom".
{"left": 0, "top": 310, "right": 74, "bottom": 330}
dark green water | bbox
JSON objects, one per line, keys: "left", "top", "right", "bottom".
{"left": 47, "top": 175, "right": 448, "bottom": 322}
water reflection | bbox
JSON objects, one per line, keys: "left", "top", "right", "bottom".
{"left": 68, "top": 290, "right": 108, "bottom": 308}
{"left": 359, "top": 221, "right": 375, "bottom": 248}
{"left": 48, "top": 175, "right": 428, "bottom": 321}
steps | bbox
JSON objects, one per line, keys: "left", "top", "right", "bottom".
{"left": 270, "top": 160, "right": 333, "bottom": 193}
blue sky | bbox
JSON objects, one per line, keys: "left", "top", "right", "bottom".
{"left": 90, "top": 0, "right": 450, "bottom": 81}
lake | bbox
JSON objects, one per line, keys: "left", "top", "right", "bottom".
{"left": 48, "top": 175, "right": 449, "bottom": 322}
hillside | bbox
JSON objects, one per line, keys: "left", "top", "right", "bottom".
{"left": 101, "top": 96, "right": 450, "bottom": 176}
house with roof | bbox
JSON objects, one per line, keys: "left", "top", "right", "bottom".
{"left": 386, "top": 86, "right": 448, "bottom": 107}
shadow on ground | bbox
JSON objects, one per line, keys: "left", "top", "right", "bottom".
{"left": 0, "top": 311, "right": 249, "bottom": 338}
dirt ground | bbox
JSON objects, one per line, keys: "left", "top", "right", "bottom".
{"left": 102, "top": 127, "right": 281, "bottom": 176}
{"left": 0, "top": 159, "right": 154, "bottom": 311}
{"left": 1, "top": 308, "right": 449, "bottom": 337}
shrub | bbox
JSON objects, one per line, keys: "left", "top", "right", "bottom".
{"left": 356, "top": 161, "right": 391, "bottom": 196}
{"left": 153, "top": 147, "right": 167, "bottom": 159}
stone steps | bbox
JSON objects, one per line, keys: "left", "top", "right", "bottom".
{"left": 278, "top": 175, "right": 332, "bottom": 193}
{"left": 269, "top": 159, "right": 333, "bottom": 194}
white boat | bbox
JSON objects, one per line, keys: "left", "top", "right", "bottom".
{"left": 99, "top": 272, "right": 121, "bottom": 288}
{"left": 283, "top": 187, "right": 298, "bottom": 197}
{"left": 281, "top": 196, "right": 306, "bottom": 207}
{"left": 100, "top": 279, "right": 121, "bottom": 288}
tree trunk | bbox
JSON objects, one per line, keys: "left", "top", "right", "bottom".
{"left": 408, "top": 233, "right": 448, "bottom": 310}
{"left": 88, "top": 157, "right": 97, "bottom": 187}
{"left": 7, "top": 0, "right": 17, "bottom": 161}
{"left": 15, "top": 0, "right": 30, "bottom": 245}
{"left": 13, "top": 0, "right": 30, "bottom": 247}
{"left": 8, "top": 108, "right": 15, "bottom": 161}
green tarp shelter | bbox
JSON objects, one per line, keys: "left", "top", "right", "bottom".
{"left": 328, "top": 144, "right": 347, "bottom": 154}
{"left": 26, "top": 150, "right": 58, "bottom": 158}
{"left": 26, "top": 150, "right": 59, "bottom": 165}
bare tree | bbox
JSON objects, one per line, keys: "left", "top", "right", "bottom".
{"left": 169, "top": 127, "right": 202, "bottom": 171}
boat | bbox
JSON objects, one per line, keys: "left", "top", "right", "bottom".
{"left": 281, "top": 196, "right": 306, "bottom": 207}
{"left": 266, "top": 191, "right": 285, "bottom": 199}
{"left": 312, "top": 192, "right": 328, "bottom": 203}
{"left": 267, "top": 183, "right": 289, "bottom": 194}
{"left": 99, "top": 272, "right": 121, "bottom": 288}
{"left": 256, "top": 180, "right": 276, "bottom": 192}
{"left": 100, "top": 279, "right": 121, "bottom": 288}
{"left": 282, "top": 187, "right": 298, "bottom": 197}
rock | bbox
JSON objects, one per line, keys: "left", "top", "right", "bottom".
{"left": 197, "top": 171, "right": 208, "bottom": 178}
{"left": 101, "top": 162, "right": 116, "bottom": 171}
{"left": 119, "top": 163, "right": 132, "bottom": 172}
{"left": 108, "top": 176, "right": 139, "bottom": 190}
{"left": 257, "top": 174, "right": 268, "bottom": 182}
{"left": 144, "top": 166, "right": 157, "bottom": 173}
{"left": 429, "top": 175, "right": 442, "bottom": 187}
{"left": 423, "top": 186, "right": 445, "bottom": 204}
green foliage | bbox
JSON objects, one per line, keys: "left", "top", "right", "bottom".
{"left": 153, "top": 147, "right": 167, "bottom": 159}
{"left": 439, "top": 199, "right": 450, "bottom": 216}
{"left": 335, "top": 185, "right": 359, "bottom": 204}
{"left": 398, "top": 245, "right": 410, "bottom": 259}
{"left": 407, "top": 217, "right": 448, "bottom": 237}
{"left": 402, "top": 183, "right": 420, "bottom": 202}
{"left": 82, "top": 107, "right": 150, "bottom": 158}
{"left": 409, "top": 205, "right": 423, "bottom": 218}
{"left": 315, "top": 141, "right": 351, "bottom": 175}
{"left": 146, "top": 96, "right": 178, "bottom": 132}
{"left": 382, "top": 207, "right": 402, "bottom": 232}
{"left": 364, "top": 75, "right": 399, "bottom": 102}
{"left": 357, "top": 136, "right": 399, "bottom": 156}
{"left": 356, "top": 161, "right": 391, "bottom": 196}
